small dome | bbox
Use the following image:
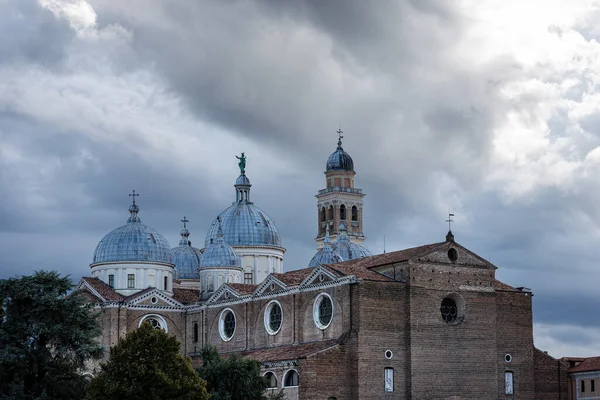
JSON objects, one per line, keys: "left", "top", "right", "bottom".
{"left": 171, "top": 217, "right": 202, "bottom": 280}
{"left": 326, "top": 134, "right": 354, "bottom": 172}
{"left": 331, "top": 223, "right": 371, "bottom": 261}
{"left": 201, "top": 217, "right": 241, "bottom": 268}
{"left": 309, "top": 226, "right": 343, "bottom": 267}
{"left": 235, "top": 173, "right": 251, "bottom": 185}
{"left": 93, "top": 199, "right": 172, "bottom": 264}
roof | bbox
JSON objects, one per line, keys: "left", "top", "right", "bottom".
{"left": 273, "top": 268, "right": 314, "bottom": 286}
{"left": 494, "top": 280, "right": 518, "bottom": 291}
{"left": 324, "top": 263, "right": 393, "bottom": 281}
{"left": 81, "top": 277, "right": 123, "bottom": 301}
{"left": 240, "top": 338, "right": 342, "bottom": 363}
{"left": 333, "top": 242, "right": 445, "bottom": 270}
{"left": 172, "top": 288, "right": 200, "bottom": 304}
{"left": 569, "top": 356, "right": 600, "bottom": 373}
{"left": 228, "top": 283, "right": 257, "bottom": 295}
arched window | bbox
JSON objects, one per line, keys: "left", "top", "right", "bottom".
{"left": 352, "top": 206, "right": 358, "bottom": 221}
{"left": 339, "top": 205, "right": 346, "bottom": 221}
{"left": 284, "top": 370, "right": 299, "bottom": 387}
{"left": 139, "top": 314, "right": 168, "bottom": 332}
{"left": 264, "top": 372, "right": 277, "bottom": 389}
{"left": 193, "top": 323, "right": 199, "bottom": 343}
{"left": 217, "top": 275, "right": 224, "bottom": 287}
{"left": 208, "top": 276, "right": 214, "bottom": 292}
{"left": 328, "top": 205, "right": 334, "bottom": 221}
{"left": 320, "top": 207, "right": 326, "bottom": 222}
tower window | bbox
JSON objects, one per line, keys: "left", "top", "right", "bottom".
{"left": 384, "top": 368, "right": 394, "bottom": 392}
{"left": 244, "top": 272, "right": 253, "bottom": 284}
{"left": 193, "top": 322, "right": 199, "bottom": 343}
{"left": 320, "top": 207, "right": 326, "bottom": 222}
{"left": 352, "top": 206, "right": 358, "bottom": 221}
{"left": 328, "top": 205, "right": 334, "bottom": 221}
{"left": 108, "top": 274, "right": 114, "bottom": 288}
{"left": 127, "top": 274, "right": 135, "bottom": 289}
{"left": 340, "top": 205, "right": 346, "bottom": 220}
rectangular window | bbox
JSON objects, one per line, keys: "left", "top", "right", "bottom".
{"left": 108, "top": 274, "right": 114, "bottom": 288}
{"left": 505, "top": 372, "right": 514, "bottom": 395}
{"left": 582, "top": 380, "right": 586, "bottom": 393}
{"left": 384, "top": 368, "right": 394, "bottom": 392}
{"left": 127, "top": 274, "right": 135, "bottom": 289}
{"left": 592, "top": 379, "right": 596, "bottom": 392}
{"left": 164, "top": 276, "right": 168, "bottom": 291}
{"left": 244, "top": 272, "right": 253, "bottom": 284}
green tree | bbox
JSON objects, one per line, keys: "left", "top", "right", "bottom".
{"left": 0, "top": 270, "right": 103, "bottom": 400}
{"left": 197, "top": 346, "right": 284, "bottom": 400}
{"left": 86, "top": 322, "right": 208, "bottom": 400}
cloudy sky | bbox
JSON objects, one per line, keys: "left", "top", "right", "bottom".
{"left": 1, "top": 0, "right": 600, "bottom": 357}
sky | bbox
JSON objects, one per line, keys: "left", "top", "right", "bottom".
{"left": 1, "top": 0, "right": 600, "bottom": 358}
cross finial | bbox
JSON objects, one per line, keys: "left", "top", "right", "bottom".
{"left": 181, "top": 216, "right": 189, "bottom": 229}
{"left": 129, "top": 190, "right": 139, "bottom": 204}
{"left": 445, "top": 213, "right": 455, "bottom": 232}
{"left": 336, "top": 128, "right": 344, "bottom": 148}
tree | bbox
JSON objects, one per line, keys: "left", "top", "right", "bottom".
{"left": 0, "top": 270, "right": 103, "bottom": 400}
{"left": 197, "top": 346, "right": 284, "bottom": 400}
{"left": 86, "top": 322, "right": 208, "bottom": 400}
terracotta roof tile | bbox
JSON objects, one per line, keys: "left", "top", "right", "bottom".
{"left": 172, "top": 288, "right": 200, "bottom": 304}
{"left": 332, "top": 242, "right": 445, "bottom": 270}
{"left": 123, "top": 287, "right": 155, "bottom": 301}
{"left": 323, "top": 263, "right": 394, "bottom": 281}
{"left": 569, "top": 356, "right": 600, "bottom": 373}
{"left": 273, "top": 267, "right": 314, "bottom": 286}
{"left": 227, "top": 283, "right": 257, "bottom": 295}
{"left": 81, "top": 277, "right": 123, "bottom": 301}
{"left": 494, "top": 280, "right": 518, "bottom": 291}
{"left": 239, "top": 338, "right": 341, "bottom": 363}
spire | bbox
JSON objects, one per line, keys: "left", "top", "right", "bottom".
{"left": 179, "top": 216, "right": 191, "bottom": 246}
{"left": 127, "top": 190, "right": 141, "bottom": 223}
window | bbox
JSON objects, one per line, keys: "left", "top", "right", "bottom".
{"left": 592, "top": 379, "right": 595, "bottom": 392}
{"left": 505, "top": 371, "right": 514, "bottom": 395}
{"left": 339, "top": 205, "right": 346, "bottom": 220}
{"left": 208, "top": 276, "right": 214, "bottom": 292}
{"left": 264, "top": 301, "right": 283, "bottom": 335}
{"left": 264, "top": 372, "right": 277, "bottom": 389}
{"left": 164, "top": 276, "right": 168, "bottom": 291}
{"left": 244, "top": 272, "right": 253, "bottom": 284}
{"left": 352, "top": 206, "right": 358, "bottom": 221}
{"left": 328, "top": 205, "right": 334, "bottom": 221}
{"left": 440, "top": 298, "right": 458, "bottom": 323}
{"left": 313, "top": 293, "right": 334, "bottom": 329}
{"left": 108, "top": 274, "right": 114, "bottom": 288}
{"left": 127, "top": 274, "right": 135, "bottom": 289}
{"left": 219, "top": 309, "right": 236, "bottom": 341}
{"left": 320, "top": 207, "right": 326, "bottom": 222}
{"left": 193, "top": 323, "right": 199, "bottom": 343}
{"left": 283, "top": 370, "right": 299, "bottom": 387}
{"left": 384, "top": 368, "right": 394, "bottom": 392}
{"left": 139, "top": 314, "right": 167, "bottom": 332}
{"left": 582, "top": 380, "right": 586, "bottom": 393}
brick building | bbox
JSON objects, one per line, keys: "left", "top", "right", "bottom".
{"left": 76, "top": 133, "right": 571, "bottom": 399}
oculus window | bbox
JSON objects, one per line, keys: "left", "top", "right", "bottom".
{"left": 264, "top": 300, "right": 283, "bottom": 335}
{"left": 219, "top": 309, "right": 236, "bottom": 341}
{"left": 283, "top": 370, "right": 299, "bottom": 387}
{"left": 313, "top": 293, "right": 334, "bottom": 329}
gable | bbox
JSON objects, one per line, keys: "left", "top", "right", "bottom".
{"left": 206, "top": 285, "right": 243, "bottom": 304}
{"left": 126, "top": 289, "right": 184, "bottom": 308}
{"left": 300, "top": 266, "right": 338, "bottom": 287}
{"left": 413, "top": 241, "right": 495, "bottom": 269}
{"left": 254, "top": 275, "right": 287, "bottom": 296}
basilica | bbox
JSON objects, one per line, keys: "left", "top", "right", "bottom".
{"left": 76, "top": 132, "right": 570, "bottom": 400}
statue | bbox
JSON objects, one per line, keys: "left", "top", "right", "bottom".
{"left": 235, "top": 152, "right": 246, "bottom": 174}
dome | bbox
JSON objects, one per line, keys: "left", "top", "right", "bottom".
{"left": 93, "top": 198, "right": 172, "bottom": 265}
{"left": 331, "top": 223, "right": 371, "bottom": 261}
{"left": 201, "top": 217, "right": 242, "bottom": 268}
{"left": 204, "top": 172, "right": 282, "bottom": 248}
{"left": 171, "top": 217, "right": 202, "bottom": 280}
{"left": 309, "top": 226, "right": 343, "bottom": 267}
{"left": 326, "top": 134, "right": 354, "bottom": 172}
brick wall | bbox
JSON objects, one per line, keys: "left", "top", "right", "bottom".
{"left": 533, "top": 348, "right": 569, "bottom": 400}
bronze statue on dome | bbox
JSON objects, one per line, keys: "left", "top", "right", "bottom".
{"left": 235, "top": 152, "right": 246, "bottom": 174}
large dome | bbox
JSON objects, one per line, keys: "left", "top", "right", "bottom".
{"left": 204, "top": 173, "right": 282, "bottom": 248}
{"left": 92, "top": 203, "right": 172, "bottom": 265}
{"left": 331, "top": 223, "right": 371, "bottom": 261}
{"left": 326, "top": 135, "right": 354, "bottom": 172}
{"left": 171, "top": 218, "right": 202, "bottom": 280}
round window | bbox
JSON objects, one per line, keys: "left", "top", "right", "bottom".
{"left": 264, "top": 300, "right": 283, "bottom": 335}
{"left": 440, "top": 297, "right": 458, "bottom": 324}
{"left": 448, "top": 248, "right": 459, "bottom": 262}
{"left": 385, "top": 350, "right": 393, "bottom": 359}
{"left": 313, "top": 293, "right": 334, "bottom": 330}
{"left": 150, "top": 297, "right": 158, "bottom": 304}
{"left": 219, "top": 309, "right": 236, "bottom": 341}
{"left": 505, "top": 354, "right": 512, "bottom": 363}
{"left": 139, "top": 314, "right": 168, "bottom": 332}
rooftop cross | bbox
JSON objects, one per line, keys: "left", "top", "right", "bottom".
{"left": 337, "top": 128, "right": 344, "bottom": 147}
{"left": 445, "top": 213, "right": 455, "bottom": 232}
{"left": 129, "top": 190, "right": 139, "bottom": 204}
{"left": 181, "top": 216, "right": 189, "bottom": 229}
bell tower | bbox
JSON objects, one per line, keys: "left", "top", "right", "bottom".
{"left": 315, "top": 129, "right": 366, "bottom": 249}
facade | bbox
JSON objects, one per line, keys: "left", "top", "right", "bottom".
{"left": 568, "top": 357, "right": 600, "bottom": 399}
{"left": 75, "top": 133, "right": 572, "bottom": 399}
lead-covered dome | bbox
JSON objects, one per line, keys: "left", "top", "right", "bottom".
{"left": 201, "top": 217, "right": 241, "bottom": 268}
{"left": 92, "top": 200, "right": 172, "bottom": 265}
{"left": 171, "top": 217, "right": 202, "bottom": 280}
{"left": 331, "top": 223, "right": 371, "bottom": 261}
{"left": 309, "top": 226, "right": 343, "bottom": 267}
{"left": 326, "top": 134, "right": 354, "bottom": 172}
{"left": 204, "top": 173, "right": 282, "bottom": 248}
